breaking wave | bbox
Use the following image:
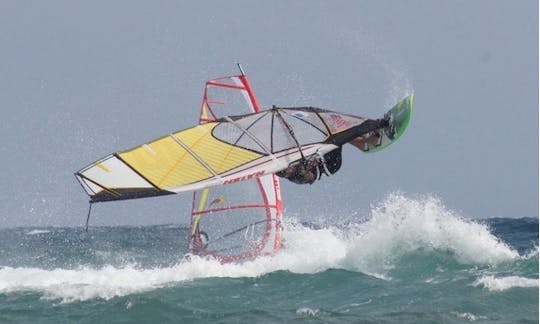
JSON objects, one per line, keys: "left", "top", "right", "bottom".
{"left": 0, "top": 193, "right": 535, "bottom": 303}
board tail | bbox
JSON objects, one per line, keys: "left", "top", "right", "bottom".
{"left": 350, "top": 94, "right": 413, "bottom": 153}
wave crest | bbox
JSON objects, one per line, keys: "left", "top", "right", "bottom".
{"left": 342, "top": 193, "right": 519, "bottom": 276}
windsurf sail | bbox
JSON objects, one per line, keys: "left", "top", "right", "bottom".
{"left": 189, "top": 70, "right": 283, "bottom": 261}
{"left": 74, "top": 106, "right": 402, "bottom": 203}
{"left": 75, "top": 63, "right": 413, "bottom": 203}
{"left": 74, "top": 108, "right": 358, "bottom": 202}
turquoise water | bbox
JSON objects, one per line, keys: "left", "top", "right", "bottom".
{"left": 1, "top": 195, "right": 537, "bottom": 323}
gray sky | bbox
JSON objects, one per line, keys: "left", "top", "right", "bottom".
{"left": 0, "top": 1, "right": 537, "bottom": 227}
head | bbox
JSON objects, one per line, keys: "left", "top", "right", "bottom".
{"left": 288, "top": 160, "right": 318, "bottom": 184}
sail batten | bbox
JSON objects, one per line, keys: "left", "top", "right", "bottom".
{"left": 169, "top": 133, "right": 219, "bottom": 177}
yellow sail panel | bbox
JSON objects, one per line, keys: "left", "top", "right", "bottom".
{"left": 119, "top": 136, "right": 210, "bottom": 189}
{"left": 173, "top": 125, "right": 262, "bottom": 175}
{"left": 118, "top": 123, "right": 263, "bottom": 189}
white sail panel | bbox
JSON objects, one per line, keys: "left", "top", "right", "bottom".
{"left": 318, "top": 112, "right": 366, "bottom": 134}
{"left": 212, "top": 108, "right": 330, "bottom": 154}
{"left": 78, "top": 155, "right": 154, "bottom": 195}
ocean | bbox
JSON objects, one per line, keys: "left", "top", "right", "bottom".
{"left": 1, "top": 194, "right": 538, "bottom": 323}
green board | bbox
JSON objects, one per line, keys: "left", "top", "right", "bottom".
{"left": 362, "top": 93, "right": 413, "bottom": 153}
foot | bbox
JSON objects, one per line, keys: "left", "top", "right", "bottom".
{"left": 383, "top": 112, "right": 396, "bottom": 140}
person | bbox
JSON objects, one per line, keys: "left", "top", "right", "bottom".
{"left": 275, "top": 157, "right": 319, "bottom": 185}
{"left": 277, "top": 116, "right": 391, "bottom": 185}
{"left": 276, "top": 147, "right": 342, "bottom": 185}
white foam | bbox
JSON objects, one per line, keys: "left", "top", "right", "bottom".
{"left": 474, "top": 275, "right": 539, "bottom": 292}
{"left": 0, "top": 224, "right": 349, "bottom": 303}
{"left": 296, "top": 307, "right": 320, "bottom": 317}
{"left": 451, "top": 312, "right": 488, "bottom": 322}
{"left": 25, "top": 229, "right": 51, "bottom": 235}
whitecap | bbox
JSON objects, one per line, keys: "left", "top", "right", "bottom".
{"left": 25, "top": 229, "right": 51, "bottom": 235}
{"left": 474, "top": 275, "right": 539, "bottom": 292}
{"left": 296, "top": 307, "right": 320, "bottom": 317}
{"left": 451, "top": 311, "right": 488, "bottom": 322}
{"left": 341, "top": 193, "right": 519, "bottom": 275}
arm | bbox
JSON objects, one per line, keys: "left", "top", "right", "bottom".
{"left": 327, "top": 118, "right": 389, "bottom": 147}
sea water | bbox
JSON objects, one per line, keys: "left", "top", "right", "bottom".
{"left": 0, "top": 193, "right": 537, "bottom": 323}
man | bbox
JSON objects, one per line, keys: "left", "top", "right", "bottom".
{"left": 276, "top": 116, "right": 391, "bottom": 184}
{"left": 276, "top": 148, "right": 342, "bottom": 185}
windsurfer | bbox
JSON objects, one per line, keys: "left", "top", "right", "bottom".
{"left": 276, "top": 147, "right": 342, "bottom": 185}
{"left": 276, "top": 155, "right": 323, "bottom": 185}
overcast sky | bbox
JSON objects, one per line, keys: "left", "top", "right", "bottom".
{"left": 0, "top": 0, "right": 537, "bottom": 227}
